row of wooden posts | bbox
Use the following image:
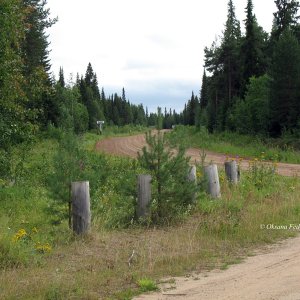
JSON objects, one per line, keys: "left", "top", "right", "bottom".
{"left": 71, "top": 161, "right": 240, "bottom": 234}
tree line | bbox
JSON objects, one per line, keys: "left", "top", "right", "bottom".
{"left": 55, "top": 63, "right": 150, "bottom": 133}
{"left": 2, "top": 0, "right": 300, "bottom": 157}
{"left": 0, "top": 0, "right": 56, "bottom": 151}
{"left": 183, "top": 0, "right": 300, "bottom": 137}
{"left": 0, "top": 0, "right": 172, "bottom": 152}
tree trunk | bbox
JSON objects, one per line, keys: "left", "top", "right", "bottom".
{"left": 71, "top": 181, "right": 91, "bottom": 234}
{"left": 224, "top": 160, "right": 240, "bottom": 184}
{"left": 136, "top": 175, "right": 152, "bottom": 219}
{"left": 204, "top": 164, "right": 221, "bottom": 198}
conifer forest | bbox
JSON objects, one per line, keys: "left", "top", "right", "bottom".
{"left": 2, "top": 0, "right": 300, "bottom": 151}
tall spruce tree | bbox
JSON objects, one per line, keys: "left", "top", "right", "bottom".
{"left": 200, "top": 70, "right": 209, "bottom": 109}
{"left": 21, "top": 0, "right": 57, "bottom": 126}
{"left": 80, "top": 63, "right": 104, "bottom": 129}
{"left": 221, "top": 0, "right": 241, "bottom": 108}
{"left": 272, "top": 0, "right": 300, "bottom": 39}
{"left": 58, "top": 67, "right": 65, "bottom": 88}
{"left": 204, "top": 0, "right": 242, "bottom": 130}
{"left": 186, "top": 91, "right": 197, "bottom": 125}
{"left": 241, "top": 0, "right": 268, "bottom": 95}
{"left": 22, "top": 0, "right": 57, "bottom": 76}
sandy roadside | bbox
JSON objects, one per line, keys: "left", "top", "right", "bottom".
{"left": 134, "top": 235, "right": 300, "bottom": 300}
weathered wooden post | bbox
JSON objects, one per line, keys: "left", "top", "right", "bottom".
{"left": 136, "top": 175, "right": 152, "bottom": 219}
{"left": 224, "top": 160, "right": 240, "bottom": 184}
{"left": 71, "top": 181, "right": 91, "bottom": 234}
{"left": 187, "top": 165, "right": 197, "bottom": 184}
{"left": 187, "top": 165, "right": 197, "bottom": 201}
{"left": 204, "top": 164, "right": 221, "bottom": 198}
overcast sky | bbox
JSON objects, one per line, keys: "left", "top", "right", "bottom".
{"left": 47, "top": 0, "right": 276, "bottom": 112}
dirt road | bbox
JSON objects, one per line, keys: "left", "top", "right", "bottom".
{"left": 95, "top": 133, "right": 300, "bottom": 177}
{"left": 134, "top": 236, "right": 300, "bottom": 300}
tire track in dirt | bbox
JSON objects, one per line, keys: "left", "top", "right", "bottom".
{"left": 95, "top": 133, "right": 300, "bottom": 177}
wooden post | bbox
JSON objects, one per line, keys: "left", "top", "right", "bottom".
{"left": 187, "top": 165, "right": 197, "bottom": 184}
{"left": 137, "top": 175, "right": 151, "bottom": 219}
{"left": 71, "top": 181, "right": 91, "bottom": 234}
{"left": 224, "top": 160, "right": 240, "bottom": 184}
{"left": 68, "top": 183, "right": 72, "bottom": 229}
{"left": 204, "top": 164, "right": 221, "bottom": 198}
{"left": 187, "top": 165, "right": 197, "bottom": 201}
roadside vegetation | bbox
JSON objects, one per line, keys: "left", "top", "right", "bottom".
{"left": 1, "top": 127, "right": 300, "bottom": 299}
{"left": 168, "top": 125, "right": 300, "bottom": 164}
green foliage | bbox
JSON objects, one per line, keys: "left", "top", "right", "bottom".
{"left": 46, "top": 130, "right": 147, "bottom": 228}
{"left": 55, "top": 84, "right": 89, "bottom": 133}
{"left": 189, "top": 0, "right": 300, "bottom": 138}
{"left": 0, "top": 179, "right": 65, "bottom": 269}
{"left": 229, "top": 75, "right": 271, "bottom": 134}
{"left": 270, "top": 29, "right": 300, "bottom": 136}
{"left": 247, "top": 158, "right": 277, "bottom": 189}
{"left": 272, "top": 0, "right": 300, "bottom": 40}
{"left": 48, "top": 131, "right": 86, "bottom": 204}
{"left": 137, "top": 278, "right": 158, "bottom": 292}
{"left": 203, "top": 0, "right": 242, "bottom": 131}
{"left": 168, "top": 125, "right": 300, "bottom": 164}
{"left": 47, "top": 131, "right": 114, "bottom": 224}
{"left": 241, "top": 0, "right": 268, "bottom": 95}
{"left": 156, "top": 107, "right": 163, "bottom": 130}
{"left": 1, "top": 128, "right": 300, "bottom": 299}
{"left": 93, "top": 157, "right": 144, "bottom": 228}
{"left": 21, "top": 0, "right": 57, "bottom": 126}
{"left": 0, "top": 0, "right": 37, "bottom": 158}
{"left": 138, "top": 131, "right": 197, "bottom": 222}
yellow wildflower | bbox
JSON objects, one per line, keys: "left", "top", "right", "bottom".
{"left": 196, "top": 171, "right": 203, "bottom": 178}
{"left": 31, "top": 227, "right": 38, "bottom": 234}
{"left": 35, "top": 242, "right": 52, "bottom": 253}
{"left": 12, "top": 229, "right": 27, "bottom": 242}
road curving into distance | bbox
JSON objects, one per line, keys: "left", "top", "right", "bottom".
{"left": 95, "top": 132, "right": 300, "bottom": 177}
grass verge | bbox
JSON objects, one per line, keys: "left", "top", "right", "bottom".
{"left": 0, "top": 128, "right": 300, "bottom": 299}
{"left": 168, "top": 125, "right": 300, "bottom": 164}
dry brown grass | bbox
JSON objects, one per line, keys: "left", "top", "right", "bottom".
{"left": 0, "top": 219, "right": 244, "bottom": 299}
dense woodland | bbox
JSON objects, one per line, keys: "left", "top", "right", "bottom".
{"left": 184, "top": 0, "right": 300, "bottom": 137}
{"left": 1, "top": 0, "right": 300, "bottom": 160}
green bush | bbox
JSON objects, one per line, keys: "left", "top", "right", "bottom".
{"left": 137, "top": 278, "right": 158, "bottom": 293}
{"left": 92, "top": 157, "right": 145, "bottom": 228}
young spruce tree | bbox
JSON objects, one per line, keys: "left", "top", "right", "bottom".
{"left": 138, "top": 110, "right": 197, "bottom": 223}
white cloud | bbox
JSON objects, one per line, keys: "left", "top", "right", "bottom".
{"left": 47, "top": 0, "right": 276, "bottom": 112}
